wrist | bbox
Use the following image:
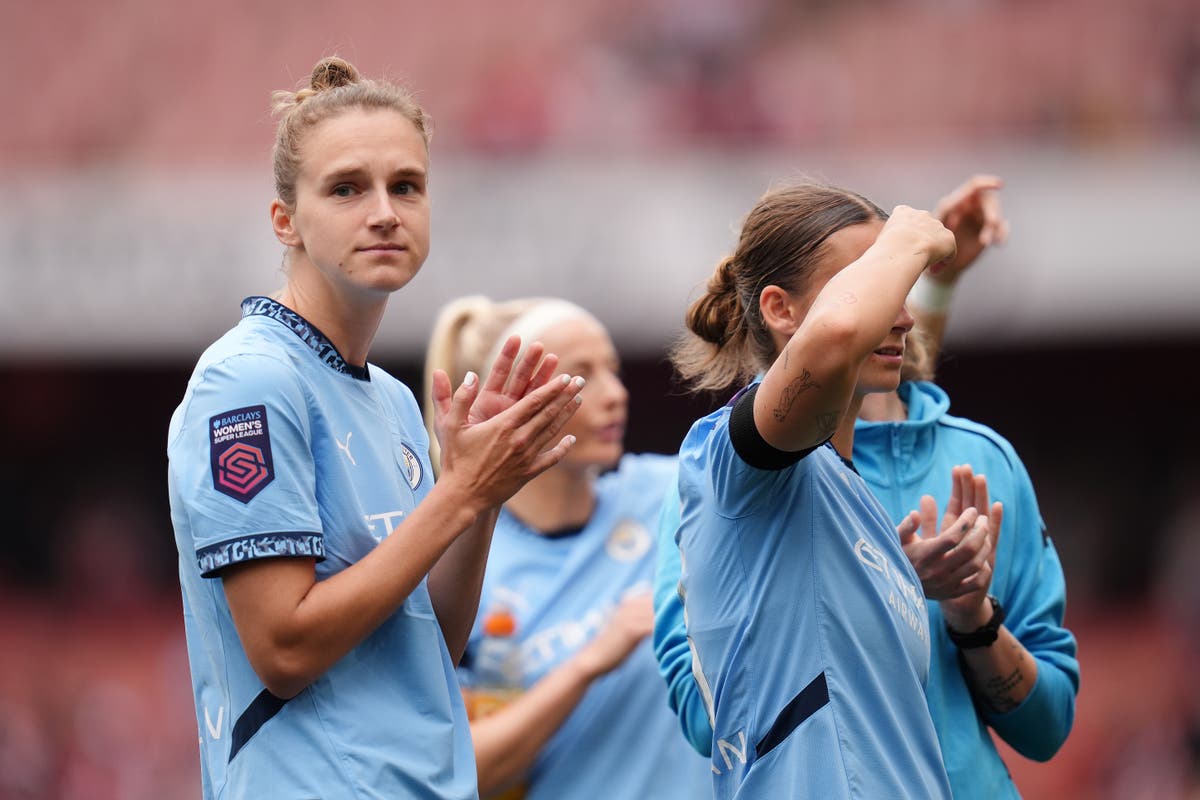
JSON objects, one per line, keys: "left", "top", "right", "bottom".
{"left": 945, "top": 595, "right": 1006, "bottom": 649}
{"left": 427, "top": 480, "right": 492, "bottom": 528}
{"left": 944, "top": 596, "right": 994, "bottom": 633}
{"left": 908, "top": 272, "right": 957, "bottom": 314}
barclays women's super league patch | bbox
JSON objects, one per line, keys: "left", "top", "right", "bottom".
{"left": 209, "top": 405, "right": 275, "bottom": 503}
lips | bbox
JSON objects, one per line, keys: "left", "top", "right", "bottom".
{"left": 873, "top": 345, "right": 903, "bottom": 357}
{"left": 358, "top": 243, "right": 407, "bottom": 252}
{"left": 596, "top": 422, "right": 626, "bottom": 442}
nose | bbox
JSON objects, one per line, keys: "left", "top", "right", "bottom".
{"left": 367, "top": 189, "right": 399, "bottom": 230}
{"left": 894, "top": 304, "right": 916, "bottom": 333}
{"left": 596, "top": 368, "right": 629, "bottom": 408}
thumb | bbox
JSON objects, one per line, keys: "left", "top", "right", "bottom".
{"left": 431, "top": 369, "right": 454, "bottom": 421}
{"left": 897, "top": 510, "right": 921, "bottom": 547}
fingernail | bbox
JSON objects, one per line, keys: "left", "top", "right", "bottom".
{"left": 573, "top": 376, "right": 586, "bottom": 388}
{"left": 574, "top": 395, "right": 582, "bottom": 404}
{"left": 560, "top": 374, "right": 571, "bottom": 385}
{"left": 566, "top": 435, "right": 577, "bottom": 445}
{"left": 464, "top": 371, "right": 477, "bottom": 387}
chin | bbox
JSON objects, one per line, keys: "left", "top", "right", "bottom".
{"left": 568, "top": 442, "right": 624, "bottom": 472}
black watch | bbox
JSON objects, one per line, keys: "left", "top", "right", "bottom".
{"left": 946, "top": 595, "right": 1006, "bottom": 649}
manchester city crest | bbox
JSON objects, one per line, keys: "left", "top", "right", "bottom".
{"left": 399, "top": 443, "right": 423, "bottom": 490}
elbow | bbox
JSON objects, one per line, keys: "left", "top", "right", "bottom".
{"left": 806, "top": 308, "right": 877, "bottom": 362}
{"left": 251, "top": 648, "right": 317, "bottom": 700}
{"left": 1013, "top": 731, "right": 1070, "bottom": 763}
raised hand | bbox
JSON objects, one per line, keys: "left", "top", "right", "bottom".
{"left": 929, "top": 174, "right": 1009, "bottom": 282}
{"left": 897, "top": 464, "right": 996, "bottom": 602}
{"left": 879, "top": 205, "right": 958, "bottom": 272}
{"left": 467, "top": 335, "right": 561, "bottom": 426}
{"left": 430, "top": 348, "right": 583, "bottom": 510}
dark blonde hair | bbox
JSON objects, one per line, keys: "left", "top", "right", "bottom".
{"left": 671, "top": 182, "right": 887, "bottom": 394}
{"left": 270, "top": 56, "right": 432, "bottom": 209}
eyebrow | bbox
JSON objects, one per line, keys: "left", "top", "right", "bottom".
{"left": 319, "top": 165, "right": 428, "bottom": 184}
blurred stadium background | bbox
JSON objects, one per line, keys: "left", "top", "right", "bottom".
{"left": 2, "top": 0, "right": 1198, "bottom": 797}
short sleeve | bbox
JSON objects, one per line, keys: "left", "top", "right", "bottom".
{"left": 168, "top": 353, "right": 324, "bottom": 578}
{"left": 681, "top": 408, "right": 797, "bottom": 520}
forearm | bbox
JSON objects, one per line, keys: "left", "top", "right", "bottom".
{"left": 429, "top": 505, "right": 500, "bottom": 661}
{"left": 957, "top": 627, "right": 1038, "bottom": 714}
{"left": 226, "top": 481, "right": 483, "bottom": 697}
{"left": 470, "top": 656, "right": 596, "bottom": 796}
{"left": 987, "top": 654, "right": 1077, "bottom": 760}
{"left": 758, "top": 244, "right": 927, "bottom": 448}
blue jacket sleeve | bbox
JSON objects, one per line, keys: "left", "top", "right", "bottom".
{"left": 652, "top": 482, "right": 715, "bottom": 757}
{"left": 984, "top": 455, "right": 1080, "bottom": 761}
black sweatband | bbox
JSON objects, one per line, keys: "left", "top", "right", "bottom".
{"left": 728, "top": 384, "right": 816, "bottom": 471}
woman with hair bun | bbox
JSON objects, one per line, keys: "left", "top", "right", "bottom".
{"left": 423, "top": 296, "right": 711, "bottom": 799}
{"left": 665, "top": 182, "right": 980, "bottom": 798}
{"left": 167, "top": 57, "right": 583, "bottom": 799}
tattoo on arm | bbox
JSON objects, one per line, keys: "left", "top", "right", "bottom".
{"left": 982, "top": 664, "right": 1025, "bottom": 713}
{"left": 772, "top": 369, "right": 822, "bottom": 422}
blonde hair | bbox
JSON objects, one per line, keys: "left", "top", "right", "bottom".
{"left": 270, "top": 56, "right": 432, "bottom": 209}
{"left": 423, "top": 296, "right": 594, "bottom": 473}
{"left": 671, "top": 182, "right": 887, "bottom": 394}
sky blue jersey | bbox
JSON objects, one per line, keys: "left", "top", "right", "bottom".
{"left": 167, "top": 297, "right": 476, "bottom": 800}
{"left": 459, "top": 453, "right": 711, "bottom": 800}
{"left": 673, "top": 386, "right": 951, "bottom": 800}
{"left": 657, "top": 381, "right": 1079, "bottom": 799}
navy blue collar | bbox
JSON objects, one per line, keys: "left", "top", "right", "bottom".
{"left": 240, "top": 296, "right": 371, "bottom": 381}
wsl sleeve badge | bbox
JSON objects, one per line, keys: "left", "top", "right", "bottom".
{"left": 209, "top": 405, "right": 275, "bottom": 503}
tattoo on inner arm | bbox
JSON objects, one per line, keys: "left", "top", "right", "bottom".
{"left": 983, "top": 665, "right": 1025, "bottom": 713}
{"left": 772, "top": 369, "right": 822, "bottom": 422}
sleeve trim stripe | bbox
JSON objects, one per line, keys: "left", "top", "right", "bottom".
{"left": 197, "top": 532, "right": 325, "bottom": 578}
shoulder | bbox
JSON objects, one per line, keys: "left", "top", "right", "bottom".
{"left": 935, "top": 412, "right": 1025, "bottom": 474}
{"left": 170, "top": 335, "right": 309, "bottom": 451}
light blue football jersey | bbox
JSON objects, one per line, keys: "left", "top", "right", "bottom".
{"left": 459, "top": 454, "right": 711, "bottom": 800}
{"left": 168, "top": 297, "right": 476, "bottom": 800}
{"left": 676, "top": 389, "right": 951, "bottom": 799}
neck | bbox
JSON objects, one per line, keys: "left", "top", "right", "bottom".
{"left": 858, "top": 390, "right": 908, "bottom": 423}
{"left": 273, "top": 261, "right": 388, "bottom": 367}
{"left": 505, "top": 464, "right": 597, "bottom": 533}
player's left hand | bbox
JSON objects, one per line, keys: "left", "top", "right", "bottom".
{"left": 467, "top": 335, "right": 560, "bottom": 425}
{"left": 897, "top": 465, "right": 999, "bottom": 602}
{"left": 927, "top": 174, "right": 1009, "bottom": 283}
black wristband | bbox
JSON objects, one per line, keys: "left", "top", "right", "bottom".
{"left": 946, "top": 595, "right": 1006, "bottom": 649}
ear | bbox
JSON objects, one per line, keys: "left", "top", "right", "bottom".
{"left": 759, "top": 285, "right": 801, "bottom": 338}
{"left": 269, "top": 199, "right": 302, "bottom": 248}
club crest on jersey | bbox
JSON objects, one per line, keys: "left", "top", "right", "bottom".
{"left": 605, "top": 520, "right": 652, "bottom": 562}
{"left": 399, "top": 443, "right": 423, "bottom": 490}
{"left": 209, "top": 405, "right": 274, "bottom": 503}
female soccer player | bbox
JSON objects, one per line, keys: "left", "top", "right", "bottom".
{"left": 167, "top": 57, "right": 583, "bottom": 799}
{"left": 424, "top": 297, "right": 711, "bottom": 799}
{"left": 668, "top": 183, "right": 969, "bottom": 798}
{"left": 654, "top": 177, "right": 1077, "bottom": 798}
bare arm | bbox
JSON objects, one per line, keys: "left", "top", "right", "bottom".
{"left": 469, "top": 594, "right": 653, "bottom": 796}
{"left": 428, "top": 339, "right": 570, "bottom": 660}
{"left": 224, "top": 360, "right": 583, "bottom": 698}
{"left": 755, "top": 207, "right": 956, "bottom": 452}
